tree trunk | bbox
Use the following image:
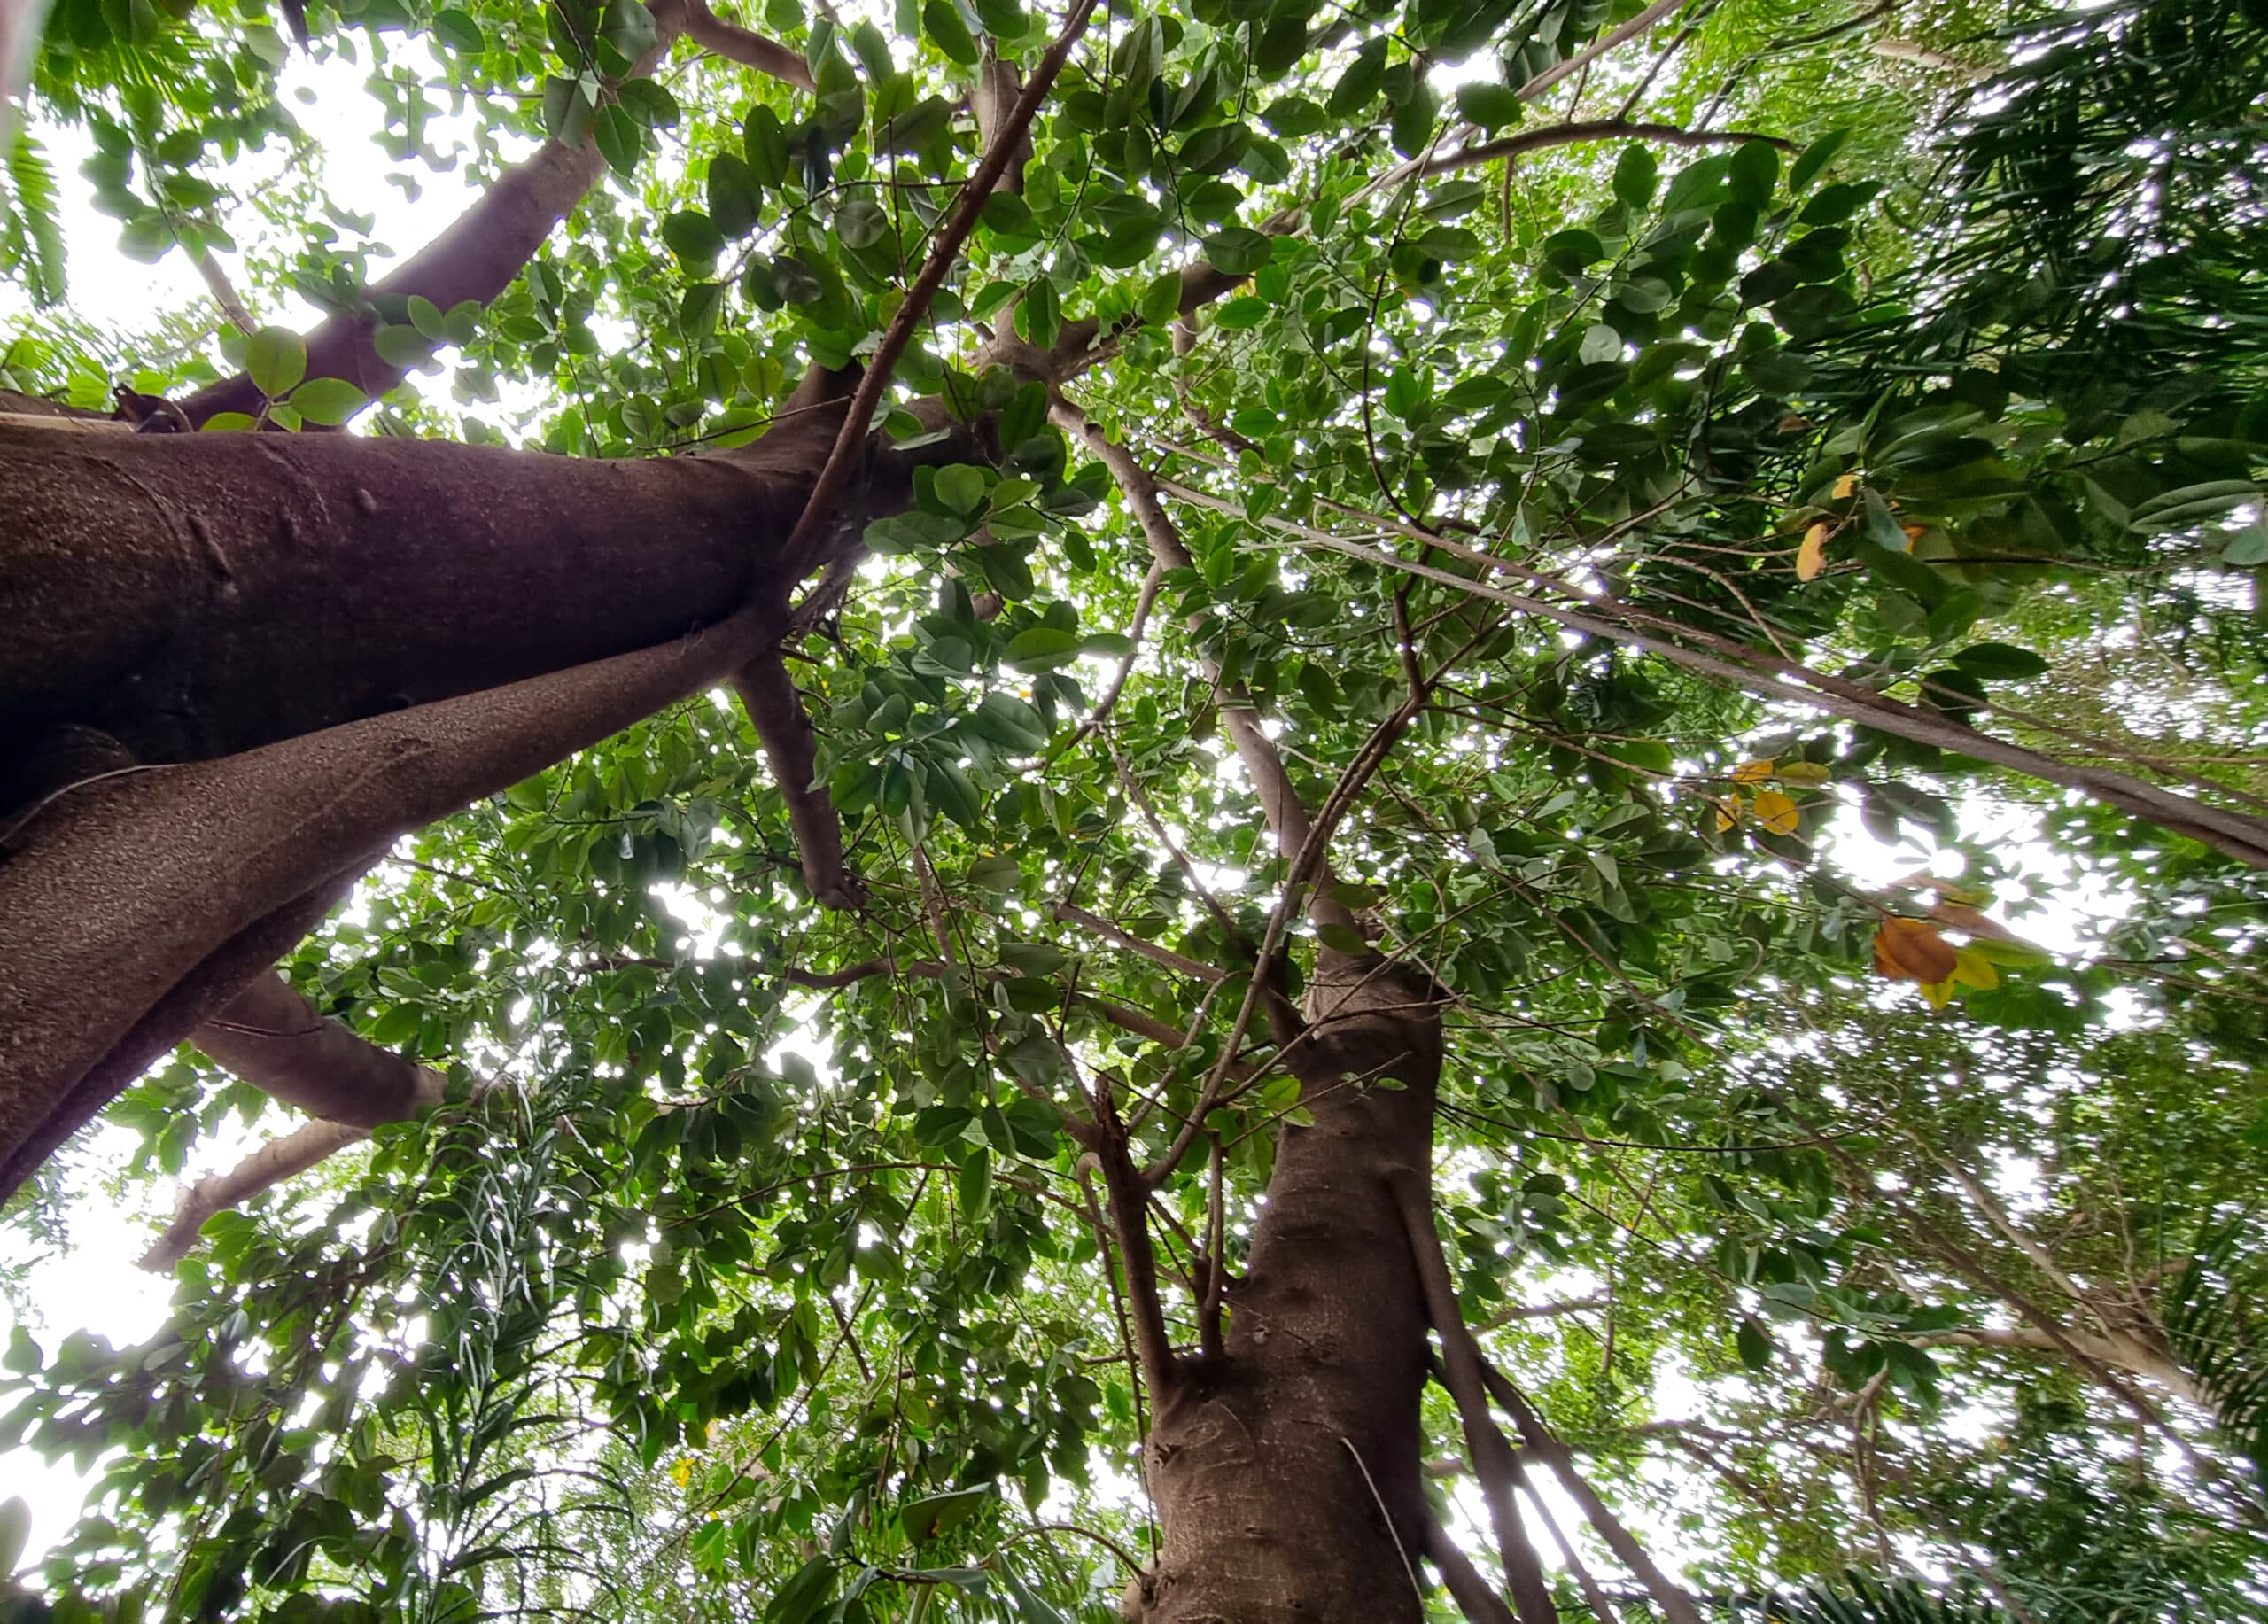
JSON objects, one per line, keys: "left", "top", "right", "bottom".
{"left": 1133, "top": 951, "right": 1442, "bottom": 1624}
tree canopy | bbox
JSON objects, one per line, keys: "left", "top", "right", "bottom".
{"left": 2, "top": 0, "right": 2267, "bottom": 1620}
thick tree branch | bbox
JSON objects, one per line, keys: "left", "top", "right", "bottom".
{"left": 733, "top": 649, "right": 860, "bottom": 909}
{"left": 192, "top": 971, "right": 447, "bottom": 1128}
{"left": 0, "top": 594, "right": 781, "bottom": 1198}
{"left": 173, "top": 0, "right": 800, "bottom": 423}
{"left": 663, "top": 0, "right": 812, "bottom": 88}
{"left": 140, "top": 1117, "right": 368, "bottom": 1271}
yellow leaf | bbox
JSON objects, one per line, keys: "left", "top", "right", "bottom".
{"left": 1714, "top": 796, "right": 1743, "bottom": 830}
{"left": 1732, "top": 758, "right": 1775, "bottom": 784}
{"left": 1833, "top": 472, "right": 1860, "bottom": 500}
{"left": 671, "top": 1460, "right": 692, "bottom": 1487}
{"left": 1753, "top": 789, "right": 1800, "bottom": 836}
{"left": 1919, "top": 976, "right": 1956, "bottom": 1009}
{"left": 1796, "top": 521, "right": 1829, "bottom": 581}
{"left": 1778, "top": 761, "right": 1831, "bottom": 785}
{"left": 1949, "top": 945, "right": 2000, "bottom": 990}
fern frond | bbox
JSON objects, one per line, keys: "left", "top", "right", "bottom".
{"left": 1728, "top": 1574, "right": 2008, "bottom": 1623}
{"left": 1, "top": 129, "right": 66, "bottom": 307}
{"left": 2162, "top": 1212, "right": 2268, "bottom": 1501}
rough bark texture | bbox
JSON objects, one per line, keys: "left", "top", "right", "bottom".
{"left": 1134, "top": 950, "right": 1441, "bottom": 1624}
{"left": 0, "top": 403, "right": 886, "bottom": 771}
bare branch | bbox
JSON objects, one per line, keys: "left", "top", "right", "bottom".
{"left": 664, "top": 0, "right": 813, "bottom": 89}
{"left": 192, "top": 971, "right": 446, "bottom": 1128}
{"left": 1516, "top": 0, "right": 1688, "bottom": 101}
{"left": 140, "top": 1117, "right": 367, "bottom": 1271}
{"left": 1418, "top": 120, "right": 1792, "bottom": 180}
{"left": 1051, "top": 900, "right": 1225, "bottom": 983}
{"left": 1393, "top": 1175, "right": 1561, "bottom": 1624}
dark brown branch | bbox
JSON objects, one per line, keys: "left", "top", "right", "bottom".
{"left": 1394, "top": 1175, "right": 1560, "bottom": 1624}
{"left": 0, "top": 595, "right": 780, "bottom": 1199}
{"left": 1090, "top": 1120, "right": 1177, "bottom": 1397}
{"left": 733, "top": 649, "right": 860, "bottom": 909}
{"left": 765, "top": 0, "right": 1101, "bottom": 581}
{"left": 1418, "top": 120, "right": 1793, "bottom": 179}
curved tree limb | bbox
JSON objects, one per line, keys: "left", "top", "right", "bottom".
{"left": 175, "top": 0, "right": 803, "bottom": 424}
{"left": 140, "top": 1117, "right": 369, "bottom": 1271}
{"left": 664, "top": 0, "right": 812, "bottom": 88}
{"left": 1418, "top": 119, "right": 1792, "bottom": 178}
{"left": 193, "top": 971, "right": 447, "bottom": 1128}
{"left": 0, "top": 596, "right": 780, "bottom": 1199}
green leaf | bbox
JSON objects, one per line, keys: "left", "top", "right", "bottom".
{"left": 1005, "top": 626, "right": 1084, "bottom": 671}
{"left": 922, "top": 0, "right": 979, "bottom": 64}
{"left": 1612, "top": 144, "right": 1658, "bottom": 208}
{"left": 432, "top": 6, "right": 486, "bottom": 51}
{"left": 835, "top": 196, "right": 888, "bottom": 250}
{"left": 290, "top": 377, "right": 369, "bottom": 425}
{"left": 662, "top": 210, "right": 726, "bottom": 267}
{"left": 708, "top": 152, "right": 763, "bottom": 237}
{"left": 595, "top": 103, "right": 644, "bottom": 176}
{"left": 0, "top": 1495, "right": 28, "bottom": 1574}
{"left": 901, "top": 1486, "right": 992, "bottom": 1542}
{"left": 934, "top": 463, "right": 988, "bottom": 517}
{"left": 1200, "top": 227, "right": 1271, "bottom": 276}
{"left": 1455, "top": 81, "right": 1523, "bottom": 130}
{"left": 765, "top": 1555, "right": 836, "bottom": 1623}
{"left": 1736, "top": 1317, "right": 1775, "bottom": 1371}
{"left": 1950, "top": 642, "right": 2048, "bottom": 680}
{"left": 1786, "top": 128, "right": 1849, "bottom": 194}
{"left": 246, "top": 325, "right": 307, "bottom": 397}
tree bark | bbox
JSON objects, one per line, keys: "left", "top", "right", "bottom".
{"left": 192, "top": 972, "right": 447, "bottom": 1130}
{"left": 1132, "top": 950, "right": 1443, "bottom": 1624}
{"left": 0, "top": 397, "right": 920, "bottom": 771}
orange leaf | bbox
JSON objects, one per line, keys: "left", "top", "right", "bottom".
{"left": 1796, "top": 521, "right": 1829, "bottom": 581}
{"left": 1732, "top": 758, "right": 1776, "bottom": 784}
{"left": 1833, "top": 472, "right": 1859, "bottom": 500}
{"left": 1874, "top": 917, "right": 1960, "bottom": 983}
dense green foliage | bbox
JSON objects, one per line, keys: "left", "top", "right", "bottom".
{"left": 4, "top": 0, "right": 2268, "bottom": 1620}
